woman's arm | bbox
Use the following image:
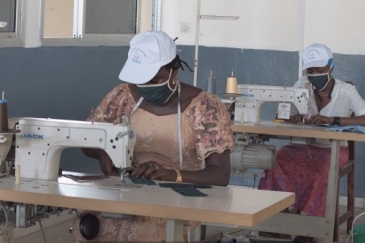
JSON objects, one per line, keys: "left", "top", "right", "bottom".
{"left": 306, "top": 114, "right": 365, "bottom": 126}
{"left": 130, "top": 149, "right": 231, "bottom": 186}
{"left": 81, "top": 148, "right": 118, "bottom": 175}
{"left": 332, "top": 115, "right": 365, "bottom": 126}
{"left": 286, "top": 114, "right": 305, "bottom": 124}
{"left": 178, "top": 149, "right": 231, "bottom": 186}
{"left": 306, "top": 85, "right": 365, "bottom": 125}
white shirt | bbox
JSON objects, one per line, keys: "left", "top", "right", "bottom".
{"left": 293, "top": 77, "right": 365, "bottom": 147}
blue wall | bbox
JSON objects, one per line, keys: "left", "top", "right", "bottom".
{"left": 1, "top": 45, "right": 364, "bottom": 196}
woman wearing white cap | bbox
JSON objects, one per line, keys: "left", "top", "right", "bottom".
{"left": 258, "top": 43, "right": 365, "bottom": 241}
{"left": 74, "top": 31, "right": 234, "bottom": 242}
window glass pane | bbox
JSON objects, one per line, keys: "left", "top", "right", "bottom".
{"left": 0, "top": 0, "right": 16, "bottom": 32}
{"left": 43, "top": 0, "right": 74, "bottom": 38}
{"left": 85, "top": 0, "right": 137, "bottom": 34}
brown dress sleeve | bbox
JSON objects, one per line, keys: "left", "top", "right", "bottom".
{"left": 188, "top": 92, "right": 235, "bottom": 160}
{"left": 87, "top": 84, "right": 132, "bottom": 123}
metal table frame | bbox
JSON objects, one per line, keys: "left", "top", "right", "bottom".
{"left": 230, "top": 121, "right": 365, "bottom": 242}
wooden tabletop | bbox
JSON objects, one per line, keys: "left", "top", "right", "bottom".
{"left": 231, "top": 121, "right": 365, "bottom": 142}
{"left": 0, "top": 175, "right": 294, "bottom": 227}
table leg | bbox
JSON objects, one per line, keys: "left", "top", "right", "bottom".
{"left": 323, "top": 139, "right": 340, "bottom": 243}
{"left": 0, "top": 221, "right": 14, "bottom": 243}
{"left": 166, "top": 219, "right": 184, "bottom": 242}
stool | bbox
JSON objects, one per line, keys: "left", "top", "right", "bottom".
{"left": 333, "top": 140, "right": 355, "bottom": 241}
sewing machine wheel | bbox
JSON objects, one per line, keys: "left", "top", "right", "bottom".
{"left": 79, "top": 212, "right": 100, "bottom": 240}
{"left": 0, "top": 202, "right": 9, "bottom": 236}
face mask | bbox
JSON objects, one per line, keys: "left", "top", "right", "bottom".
{"left": 136, "top": 69, "right": 177, "bottom": 105}
{"left": 307, "top": 65, "right": 333, "bottom": 91}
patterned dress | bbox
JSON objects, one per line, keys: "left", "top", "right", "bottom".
{"left": 73, "top": 83, "right": 234, "bottom": 242}
{"left": 258, "top": 144, "right": 349, "bottom": 216}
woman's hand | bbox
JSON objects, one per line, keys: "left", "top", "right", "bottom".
{"left": 128, "top": 161, "right": 176, "bottom": 181}
{"left": 81, "top": 148, "right": 119, "bottom": 176}
{"left": 306, "top": 115, "right": 333, "bottom": 125}
{"left": 98, "top": 152, "right": 119, "bottom": 176}
{"left": 287, "top": 114, "right": 304, "bottom": 124}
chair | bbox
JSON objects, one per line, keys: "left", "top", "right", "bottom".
{"left": 333, "top": 139, "right": 355, "bottom": 241}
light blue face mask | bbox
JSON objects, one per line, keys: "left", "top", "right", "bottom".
{"left": 136, "top": 69, "right": 176, "bottom": 105}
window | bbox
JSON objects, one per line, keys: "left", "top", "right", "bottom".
{"left": 84, "top": 0, "right": 137, "bottom": 36}
{"left": 0, "top": 0, "right": 16, "bottom": 33}
{"left": 43, "top": 0, "right": 140, "bottom": 46}
{"left": 0, "top": 0, "right": 151, "bottom": 48}
{"left": 0, "top": 0, "right": 23, "bottom": 47}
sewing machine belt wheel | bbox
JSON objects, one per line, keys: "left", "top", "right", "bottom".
{"left": 79, "top": 213, "right": 100, "bottom": 240}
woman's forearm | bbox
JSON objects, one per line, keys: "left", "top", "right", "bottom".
{"left": 178, "top": 165, "right": 230, "bottom": 186}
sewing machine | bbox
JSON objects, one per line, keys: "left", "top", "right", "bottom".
{"left": 230, "top": 133, "right": 277, "bottom": 173}
{"left": 227, "top": 84, "right": 309, "bottom": 174}
{"left": 14, "top": 117, "right": 136, "bottom": 180}
{"left": 234, "top": 84, "right": 309, "bottom": 123}
{"left": 0, "top": 118, "right": 19, "bottom": 175}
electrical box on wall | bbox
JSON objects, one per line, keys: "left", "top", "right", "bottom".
{"left": 180, "top": 22, "right": 190, "bottom": 33}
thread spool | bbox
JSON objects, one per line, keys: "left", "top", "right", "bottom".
{"left": 205, "top": 71, "right": 216, "bottom": 94}
{"left": 226, "top": 72, "right": 238, "bottom": 94}
{"left": 0, "top": 91, "right": 9, "bottom": 132}
{"left": 15, "top": 164, "right": 20, "bottom": 184}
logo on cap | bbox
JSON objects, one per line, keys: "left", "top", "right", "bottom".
{"left": 307, "top": 49, "right": 319, "bottom": 60}
{"left": 132, "top": 50, "right": 141, "bottom": 64}
{"left": 134, "top": 51, "right": 139, "bottom": 59}
{"left": 131, "top": 48, "right": 147, "bottom": 65}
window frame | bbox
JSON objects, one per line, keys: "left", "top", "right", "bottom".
{"left": 42, "top": 0, "right": 141, "bottom": 47}
{"left": 0, "top": 0, "right": 156, "bottom": 48}
{"left": 0, "top": 0, "right": 23, "bottom": 48}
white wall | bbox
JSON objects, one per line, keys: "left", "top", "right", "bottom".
{"left": 304, "top": 1, "right": 365, "bottom": 55}
{"left": 161, "top": 0, "right": 365, "bottom": 55}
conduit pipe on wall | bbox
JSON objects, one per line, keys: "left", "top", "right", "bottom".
{"left": 298, "top": 0, "right": 305, "bottom": 78}
{"left": 152, "top": 0, "right": 162, "bottom": 31}
{"left": 193, "top": 0, "right": 201, "bottom": 87}
{"left": 193, "top": 0, "right": 239, "bottom": 87}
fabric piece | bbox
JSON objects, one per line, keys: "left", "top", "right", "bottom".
{"left": 171, "top": 186, "right": 207, "bottom": 197}
{"left": 328, "top": 125, "right": 365, "bottom": 134}
{"left": 129, "top": 176, "right": 156, "bottom": 185}
{"left": 73, "top": 84, "right": 234, "bottom": 242}
{"left": 258, "top": 144, "right": 349, "bottom": 216}
{"left": 159, "top": 182, "right": 211, "bottom": 188}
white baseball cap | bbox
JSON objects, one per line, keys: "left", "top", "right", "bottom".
{"left": 118, "top": 31, "right": 176, "bottom": 84}
{"left": 302, "top": 43, "right": 333, "bottom": 70}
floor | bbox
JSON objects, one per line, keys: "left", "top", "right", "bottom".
{"left": 12, "top": 206, "right": 365, "bottom": 243}
{"left": 14, "top": 219, "right": 73, "bottom": 243}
